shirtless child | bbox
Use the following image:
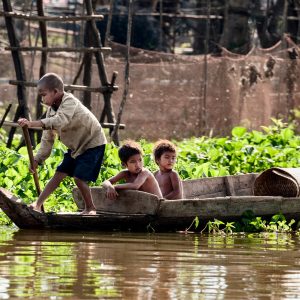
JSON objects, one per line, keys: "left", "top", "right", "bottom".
{"left": 102, "top": 140, "right": 162, "bottom": 199}
{"left": 153, "top": 140, "right": 183, "bottom": 199}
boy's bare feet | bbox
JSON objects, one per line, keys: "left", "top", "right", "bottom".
{"left": 80, "top": 209, "right": 97, "bottom": 215}
{"left": 28, "top": 201, "right": 42, "bottom": 213}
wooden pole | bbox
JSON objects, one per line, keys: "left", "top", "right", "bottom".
{"left": 9, "top": 80, "right": 118, "bottom": 93}
{"left": 3, "top": 120, "right": 125, "bottom": 130}
{"left": 85, "top": 0, "right": 116, "bottom": 137}
{"left": 111, "top": 0, "right": 133, "bottom": 145}
{"left": 0, "top": 104, "right": 12, "bottom": 129}
{"left": 277, "top": 0, "right": 288, "bottom": 119}
{"left": 22, "top": 125, "right": 41, "bottom": 196}
{"left": 0, "top": 11, "right": 104, "bottom": 21}
{"left": 159, "top": 0, "right": 163, "bottom": 51}
{"left": 2, "top": 0, "right": 31, "bottom": 147}
{"left": 104, "top": 0, "right": 114, "bottom": 46}
{"left": 36, "top": 0, "right": 48, "bottom": 142}
{"left": 201, "top": 0, "right": 210, "bottom": 135}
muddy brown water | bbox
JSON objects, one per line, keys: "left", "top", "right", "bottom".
{"left": 0, "top": 227, "right": 300, "bottom": 299}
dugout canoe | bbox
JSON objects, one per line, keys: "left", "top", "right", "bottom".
{"left": 1, "top": 171, "right": 300, "bottom": 232}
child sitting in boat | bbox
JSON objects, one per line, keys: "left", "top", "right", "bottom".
{"left": 102, "top": 140, "right": 162, "bottom": 200}
{"left": 18, "top": 72, "right": 107, "bottom": 215}
{"left": 153, "top": 140, "right": 183, "bottom": 199}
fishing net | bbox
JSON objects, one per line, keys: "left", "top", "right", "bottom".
{"left": 102, "top": 36, "right": 300, "bottom": 140}
{"left": 1, "top": 36, "right": 299, "bottom": 141}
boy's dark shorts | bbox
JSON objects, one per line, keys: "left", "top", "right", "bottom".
{"left": 57, "top": 144, "right": 106, "bottom": 182}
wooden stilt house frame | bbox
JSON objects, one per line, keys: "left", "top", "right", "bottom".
{"left": 1, "top": 0, "right": 123, "bottom": 146}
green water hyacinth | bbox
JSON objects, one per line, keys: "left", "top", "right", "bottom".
{"left": 0, "top": 119, "right": 300, "bottom": 226}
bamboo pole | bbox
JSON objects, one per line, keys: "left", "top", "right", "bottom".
{"left": 2, "top": 120, "right": 125, "bottom": 130}
{"left": 9, "top": 80, "right": 118, "bottom": 93}
{"left": 5, "top": 46, "right": 111, "bottom": 52}
{"left": 22, "top": 125, "right": 41, "bottom": 196}
{"left": 0, "top": 11, "right": 104, "bottom": 21}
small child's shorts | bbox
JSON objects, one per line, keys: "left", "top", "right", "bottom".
{"left": 57, "top": 144, "right": 106, "bottom": 182}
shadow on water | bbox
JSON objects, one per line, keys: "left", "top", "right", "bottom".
{"left": 0, "top": 227, "right": 300, "bottom": 299}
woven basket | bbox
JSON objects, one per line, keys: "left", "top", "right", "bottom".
{"left": 253, "top": 168, "right": 300, "bottom": 197}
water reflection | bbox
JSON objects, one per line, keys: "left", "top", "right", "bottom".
{"left": 0, "top": 227, "right": 300, "bottom": 299}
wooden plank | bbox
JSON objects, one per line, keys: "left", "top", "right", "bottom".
{"left": 0, "top": 11, "right": 104, "bottom": 21}
{"left": 6, "top": 46, "right": 111, "bottom": 53}
{"left": 230, "top": 173, "right": 258, "bottom": 191}
{"left": 46, "top": 213, "right": 155, "bottom": 231}
{"left": 158, "top": 196, "right": 286, "bottom": 218}
{"left": 9, "top": 80, "right": 118, "bottom": 92}
{"left": 224, "top": 176, "right": 236, "bottom": 196}
{"left": 0, "top": 187, "right": 154, "bottom": 231}
{"left": 3, "top": 120, "right": 125, "bottom": 130}
{"left": 72, "top": 187, "right": 162, "bottom": 215}
{"left": 182, "top": 173, "right": 258, "bottom": 198}
{"left": 182, "top": 177, "right": 226, "bottom": 198}
{"left": 0, "top": 188, "right": 48, "bottom": 228}
{"left": 158, "top": 198, "right": 230, "bottom": 218}
{"left": 2, "top": 186, "right": 300, "bottom": 231}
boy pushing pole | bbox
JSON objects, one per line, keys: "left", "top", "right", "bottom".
{"left": 18, "top": 73, "right": 107, "bottom": 215}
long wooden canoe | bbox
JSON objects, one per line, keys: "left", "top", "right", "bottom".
{"left": 1, "top": 172, "right": 300, "bottom": 232}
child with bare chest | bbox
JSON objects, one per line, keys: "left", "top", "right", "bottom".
{"left": 103, "top": 140, "right": 162, "bottom": 200}
{"left": 153, "top": 140, "right": 183, "bottom": 200}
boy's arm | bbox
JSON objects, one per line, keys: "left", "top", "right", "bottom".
{"left": 103, "top": 170, "right": 127, "bottom": 185}
{"left": 102, "top": 171, "right": 127, "bottom": 200}
{"left": 18, "top": 119, "right": 43, "bottom": 128}
{"left": 18, "top": 109, "right": 56, "bottom": 165}
{"left": 114, "top": 170, "right": 149, "bottom": 191}
{"left": 164, "top": 171, "right": 183, "bottom": 200}
{"left": 34, "top": 130, "right": 56, "bottom": 164}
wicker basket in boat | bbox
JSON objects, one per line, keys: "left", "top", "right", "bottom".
{"left": 253, "top": 167, "right": 300, "bottom": 197}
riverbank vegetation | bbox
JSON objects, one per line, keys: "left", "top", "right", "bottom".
{"left": 1, "top": 119, "right": 300, "bottom": 231}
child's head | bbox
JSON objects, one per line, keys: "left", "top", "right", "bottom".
{"left": 118, "top": 140, "right": 144, "bottom": 174}
{"left": 153, "top": 139, "right": 177, "bottom": 171}
{"left": 37, "top": 73, "right": 64, "bottom": 106}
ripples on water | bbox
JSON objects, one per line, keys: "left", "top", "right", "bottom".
{"left": 0, "top": 227, "right": 300, "bottom": 299}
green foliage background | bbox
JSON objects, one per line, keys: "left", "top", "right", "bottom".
{"left": 1, "top": 119, "right": 300, "bottom": 226}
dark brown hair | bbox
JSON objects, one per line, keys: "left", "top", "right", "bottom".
{"left": 38, "top": 73, "right": 64, "bottom": 92}
{"left": 118, "top": 140, "right": 143, "bottom": 164}
{"left": 153, "top": 139, "right": 177, "bottom": 164}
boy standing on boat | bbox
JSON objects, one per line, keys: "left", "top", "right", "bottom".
{"left": 18, "top": 72, "right": 107, "bottom": 215}
{"left": 103, "top": 140, "right": 162, "bottom": 199}
{"left": 153, "top": 140, "right": 183, "bottom": 199}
